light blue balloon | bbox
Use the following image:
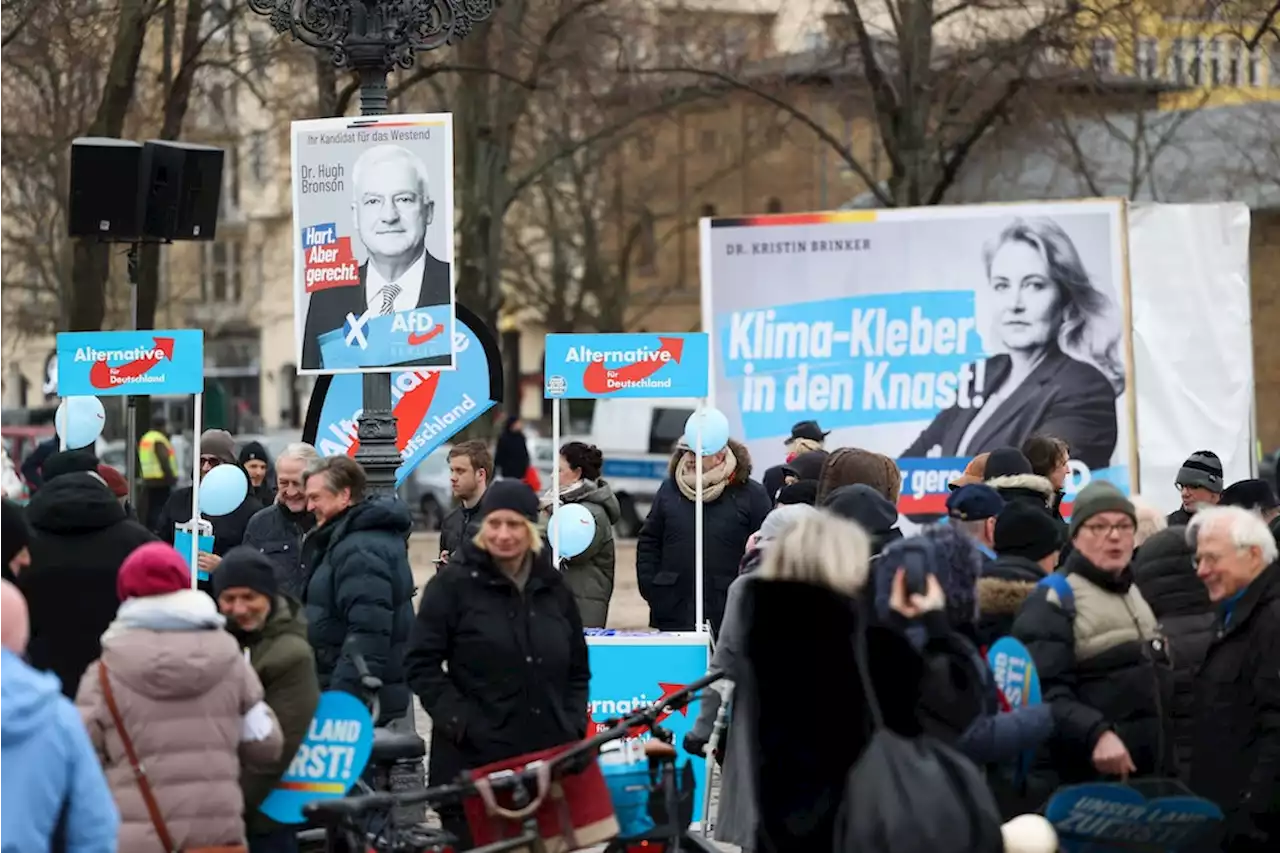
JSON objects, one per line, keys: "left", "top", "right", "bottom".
{"left": 548, "top": 502, "right": 596, "bottom": 560}
{"left": 55, "top": 396, "right": 106, "bottom": 450}
{"left": 200, "top": 464, "right": 249, "bottom": 516}
{"left": 683, "top": 407, "right": 729, "bottom": 456}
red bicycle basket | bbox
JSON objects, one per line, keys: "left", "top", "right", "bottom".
{"left": 462, "top": 742, "right": 619, "bottom": 853}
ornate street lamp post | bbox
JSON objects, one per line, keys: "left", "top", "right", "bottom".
{"left": 247, "top": 0, "right": 497, "bottom": 495}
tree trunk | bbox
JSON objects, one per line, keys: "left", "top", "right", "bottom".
{"left": 66, "top": 0, "right": 154, "bottom": 331}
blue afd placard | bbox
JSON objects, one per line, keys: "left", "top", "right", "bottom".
{"left": 987, "top": 636, "right": 1041, "bottom": 708}
{"left": 56, "top": 330, "right": 204, "bottom": 397}
{"left": 544, "top": 333, "right": 709, "bottom": 399}
{"left": 303, "top": 305, "right": 503, "bottom": 488}
{"left": 318, "top": 305, "right": 453, "bottom": 370}
{"left": 586, "top": 635, "right": 711, "bottom": 822}
{"left": 258, "top": 691, "right": 375, "bottom": 825}
{"left": 1046, "top": 781, "right": 1224, "bottom": 852}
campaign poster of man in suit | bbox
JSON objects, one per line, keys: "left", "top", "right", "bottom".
{"left": 293, "top": 114, "right": 456, "bottom": 373}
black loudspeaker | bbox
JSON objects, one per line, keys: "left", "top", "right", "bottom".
{"left": 140, "top": 140, "right": 224, "bottom": 241}
{"left": 68, "top": 138, "right": 146, "bottom": 238}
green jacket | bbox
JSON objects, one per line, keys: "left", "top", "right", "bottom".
{"left": 560, "top": 479, "right": 621, "bottom": 628}
{"left": 239, "top": 595, "right": 321, "bottom": 835}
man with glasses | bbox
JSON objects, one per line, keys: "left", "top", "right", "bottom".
{"left": 243, "top": 443, "right": 321, "bottom": 600}
{"left": 155, "top": 429, "right": 264, "bottom": 587}
{"left": 1012, "top": 481, "right": 1174, "bottom": 800}
{"left": 1167, "top": 449, "right": 1223, "bottom": 526}
{"left": 1186, "top": 506, "right": 1280, "bottom": 850}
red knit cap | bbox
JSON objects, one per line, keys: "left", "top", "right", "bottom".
{"left": 97, "top": 464, "right": 128, "bottom": 498}
{"left": 117, "top": 542, "right": 191, "bottom": 601}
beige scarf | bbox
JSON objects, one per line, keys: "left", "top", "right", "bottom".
{"left": 676, "top": 446, "right": 737, "bottom": 503}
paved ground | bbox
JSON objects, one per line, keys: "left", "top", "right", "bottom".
{"left": 400, "top": 534, "right": 733, "bottom": 849}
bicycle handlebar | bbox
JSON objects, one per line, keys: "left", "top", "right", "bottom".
{"left": 303, "top": 669, "right": 725, "bottom": 823}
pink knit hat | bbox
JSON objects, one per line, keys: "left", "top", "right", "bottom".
{"left": 1, "top": 580, "right": 30, "bottom": 653}
{"left": 117, "top": 542, "right": 191, "bottom": 601}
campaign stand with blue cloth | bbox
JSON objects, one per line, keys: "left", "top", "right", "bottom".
{"left": 588, "top": 631, "right": 711, "bottom": 826}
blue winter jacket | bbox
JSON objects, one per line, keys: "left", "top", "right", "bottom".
{"left": 1, "top": 648, "right": 119, "bottom": 852}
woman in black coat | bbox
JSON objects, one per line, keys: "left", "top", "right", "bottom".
{"left": 405, "top": 480, "right": 590, "bottom": 849}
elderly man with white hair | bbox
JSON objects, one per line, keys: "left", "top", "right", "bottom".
{"left": 1186, "top": 505, "right": 1280, "bottom": 850}
{"left": 243, "top": 443, "right": 322, "bottom": 599}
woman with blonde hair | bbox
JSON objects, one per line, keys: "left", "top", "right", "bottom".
{"left": 903, "top": 217, "right": 1123, "bottom": 471}
{"left": 739, "top": 512, "right": 962, "bottom": 852}
{"left": 405, "top": 480, "right": 590, "bottom": 850}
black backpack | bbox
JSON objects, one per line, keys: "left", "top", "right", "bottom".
{"left": 833, "top": 604, "right": 1005, "bottom": 853}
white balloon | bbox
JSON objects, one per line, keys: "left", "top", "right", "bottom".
{"left": 1001, "top": 814, "right": 1058, "bottom": 853}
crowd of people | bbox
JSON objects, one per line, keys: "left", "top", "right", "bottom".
{"left": 2, "top": 413, "right": 1277, "bottom": 852}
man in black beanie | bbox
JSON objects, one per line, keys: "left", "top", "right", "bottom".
{"left": 1220, "top": 478, "right": 1280, "bottom": 541}
{"left": 1168, "top": 450, "right": 1223, "bottom": 526}
{"left": 976, "top": 502, "right": 1063, "bottom": 646}
{"left": 212, "top": 546, "right": 319, "bottom": 852}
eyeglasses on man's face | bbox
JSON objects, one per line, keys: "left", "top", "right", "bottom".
{"left": 1079, "top": 521, "right": 1136, "bottom": 538}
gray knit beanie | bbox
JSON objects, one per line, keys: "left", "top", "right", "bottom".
{"left": 1069, "top": 481, "right": 1137, "bottom": 539}
{"left": 1175, "top": 450, "right": 1224, "bottom": 494}
{"left": 756, "top": 504, "right": 818, "bottom": 543}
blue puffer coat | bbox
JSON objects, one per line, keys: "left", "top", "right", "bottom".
{"left": 304, "top": 496, "right": 415, "bottom": 724}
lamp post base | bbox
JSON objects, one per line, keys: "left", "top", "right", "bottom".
{"left": 352, "top": 374, "right": 401, "bottom": 497}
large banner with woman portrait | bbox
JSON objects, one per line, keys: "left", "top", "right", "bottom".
{"left": 699, "top": 200, "right": 1133, "bottom": 514}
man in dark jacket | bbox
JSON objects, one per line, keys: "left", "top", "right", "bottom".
{"left": 1013, "top": 481, "right": 1174, "bottom": 800}
{"left": 1186, "top": 506, "right": 1280, "bottom": 850}
{"left": 1220, "top": 477, "right": 1280, "bottom": 542}
{"left": 214, "top": 547, "right": 320, "bottom": 852}
{"left": 976, "top": 501, "right": 1061, "bottom": 648}
{"left": 2, "top": 498, "right": 31, "bottom": 582}
{"left": 636, "top": 437, "right": 770, "bottom": 633}
{"left": 983, "top": 447, "right": 1057, "bottom": 516}
{"left": 1167, "top": 449, "right": 1223, "bottom": 525}
{"left": 155, "top": 429, "right": 263, "bottom": 581}
{"left": 244, "top": 443, "right": 319, "bottom": 600}
{"left": 240, "top": 440, "right": 275, "bottom": 506}
{"left": 1130, "top": 525, "right": 1213, "bottom": 783}
{"left": 946, "top": 483, "right": 1004, "bottom": 564}
{"left": 303, "top": 455, "right": 414, "bottom": 725}
{"left": 19, "top": 435, "right": 58, "bottom": 493}
{"left": 18, "top": 449, "right": 156, "bottom": 696}
{"left": 439, "top": 440, "right": 491, "bottom": 563}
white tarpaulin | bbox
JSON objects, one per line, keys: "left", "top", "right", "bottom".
{"left": 1128, "top": 203, "right": 1254, "bottom": 513}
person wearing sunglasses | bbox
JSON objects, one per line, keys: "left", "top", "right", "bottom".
{"left": 1011, "top": 481, "right": 1175, "bottom": 804}
{"left": 154, "top": 429, "right": 264, "bottom": 589}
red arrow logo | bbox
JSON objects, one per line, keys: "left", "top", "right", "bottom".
{"left": 581, "top": 337, "right": 683, "bottom": 395}
{"left": 346, "top": 371, "right": 442, "bottom": 458}
{"left": 407, "top": 323, "right": 446, "bottom": 347}
{"left": 587, "top": 682, "right": 691, "bottom": 738}
{"left": 88, "top": 337, "right": 175, "bottom": 389}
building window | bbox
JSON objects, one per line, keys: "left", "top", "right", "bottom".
{"left": 1209, "top": 38, "right": 1222, "bottom": 85}
{"left": 1270, "top": 39, "right": 1280, "bottom": 87}
{"left": 1248, "top": 46, "right": 1262, "bottom": 85}
{"left": 1189, "top": 37, "right": 1204, "bottom": 85}
{"left": 1136, "top": 37, "right": 1159, "bottom": 79}
{"left": 637, "top": 134, "right": 654, "bottom": 161}
{"left": 700, "top": 203, "right": 717, "bottom": 218}
{"left": 1228, "top": 40, "right": 1242, "bottom": 85}
{"left": 247, "top": 132, "right": 270, "bottom": 183}
{"left": 1090, "top": 38, "right": 1116, "bottom": 74}
{"left": 1170, "top": 37, "right": 1186, "bottom": 83}
{"left": 699, "top": 129, "right": 717, "bottom": 153}
{"left": 635, "top": 208, "right": 657, "bottom": 277}
{"left": 764, "top": 121, "right": 783, "bottom": 149}
{"left": 219, "top": 143, "right": 240, "bottom": 219}
{"left": 201, "top": 240, "right": 242, "bottom": 303}
{"left": 765, "top": 197, "right": 783, "bottom": 213}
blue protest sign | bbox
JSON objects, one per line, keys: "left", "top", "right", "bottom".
{"left": 318, "top": 306, "right": 453, "bottom": 370}
{"left": 544, "top": 333, "right": 709, "bottom": 399}
{"left": 586, "top": 634, "right": 711, "bottom": 822}
{"left": 987, "top": 636, "right": 1041, "bottom": 708}
{"left": 173, "top": 529, "right": 215, "bottom": 582}
{"left": 56, "top": 330, "right": 204, "bottom": 397}
{"left": 258, "top": 691, "right": 376, "bottom": 824}
{"left": 302, "top": 304, "right": 503, "bottom": 488}
{"left": 1046, "top": 781, "right": 1223, "bottom": 852}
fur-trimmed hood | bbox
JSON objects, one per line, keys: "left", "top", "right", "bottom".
{"left": 667, "top": 437, "right": 753, "bottom": 484}
{"left": 986, "top": 473, "right": 1056, "bottom": 508}
{"left": 978, "top": 555, "right": 1045, "bottom": 617}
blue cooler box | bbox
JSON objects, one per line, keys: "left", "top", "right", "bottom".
{"left": 599, "top": 756, "right": 655, "bottom": 838}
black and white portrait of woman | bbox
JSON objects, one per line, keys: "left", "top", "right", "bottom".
{"left": 901, "top": 216, "right": 1125, "bottom": 470}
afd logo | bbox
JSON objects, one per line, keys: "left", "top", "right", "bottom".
{"left": 344, "top": 311, "right": 371, "bottom": 349}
